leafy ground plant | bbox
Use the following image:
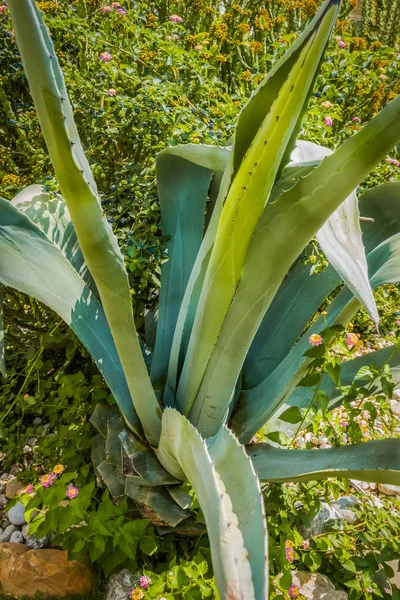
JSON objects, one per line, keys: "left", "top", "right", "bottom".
{"left": 2, "top": 0, "right": 400, "bottom": 597}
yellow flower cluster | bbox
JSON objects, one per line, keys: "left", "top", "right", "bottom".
{"left": 214, "top": 53, "right": 228, "bottom": 63}
{"left": 211, "top": 21, "right": 228, "bottom": 41}
{"left": 249, "top": 40, "right": 263, "bottom": 53}
{"left": 232, "top": 4, "right": 242, "bottom": 13}
{"left": 237, "top": 22, "right": 250, "bottom": 34}
{"left": 292, "top": 0, "right": 319, "bottom": 12}
{"left": 237, "top": 70, "right": 252, "bottom": 81}
{"left": 243, "top": 8, "right": 252, "bottom": 17}
{"left": 371, "top": 84, "right": 386, "bottom": 114}
{"left": 192, "top": 0, "right": 203, "bottom": 13}
{"left": 371, "top": 40, "right": 382, "bottom": 50}
{"left": 275, "top": 14, "right": 287, "bottom": 25}
{"left": 139, "top": 49, "right": 158, "bottom": 63}
{"left": 352, "top": 37, "right": 368, "bottom": 50}
{"left": 185, "top": 34, "right": 196, "bottom": 44}
{"left": 223, "top": 12, "right": 233, "bottom": 23}
{"left": 37, "top": 1, "right": 58, "bottom": 11}
{"left": 2, "top": 174, "right": 21, "bottom": 187}
{"left": 204, "top": 5, "right": 214, "bottom": 15}
{"left": 145, "top": 13, "right": 158, "bottom": 27}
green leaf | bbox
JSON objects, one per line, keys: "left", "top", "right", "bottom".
{"left": 140, "top": 536, "right": 158, "bottom": 556}
{"left": 157, "top": 409, "right": 257, "bottom": 600}
{"left": 248, "top": 439, "right": 400, "bottom": 485}
{"left": 0, "top": 197, "right": 140, "bottom": 433}
{"left": 278, "top": 406, "right": 303, "bottom": 424}
{"left": 124, "top": 477, "right": 189, "bottom": 527}
{"left": 8, "top": 0, "right": 160, "bottom": 445}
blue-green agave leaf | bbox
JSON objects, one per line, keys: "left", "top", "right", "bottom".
{"left": 0, "top": 197, "right": 140, "bottom": 434}
{"left": 0, "top": 285, "right": 5, "bottom": 378}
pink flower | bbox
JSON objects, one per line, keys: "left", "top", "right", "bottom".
{"left": 100, "top": 6, "right": 112, "bottom": 12}
{"left": 340, "top": 420, "right": 349, "bottom": 428}
{"left": 194, "top": 44, "right": 203, "bottom": 51}
{"left": 25, "top": 484, "right": 34, "bottom": 494}
{"left": 169, "top": 14, "right": 183, "bottom": 22}
{"left": 139, "top": 576, "right": 151, "bottom": 589}
{"left": 309, "top": 333, "right": 323, "bottom": 346}
{"left": 386, "top": 157, "right": 400, "bottom": 167}
{"left": 302, "top": 539, "right": 310, "bottom": 549}
{"left": 107, "top": 88, "right": 117, "bottom": 96}
{"left": 66, "top": 486, "right": 79, "bottom": 499}
{"left": 0, "top": 5, "right": 7, "bottom": 13}
{"left": 345, "top": 332, "right": 358, "bottom": 348}
{"left": 352, "top": 116, "right": 360, "bottom": 123}
{"left": 288, "top": 584, "right": 300, "bottom": 598}
{"left": 116, "top": 7, "right": 126, "bottom": 15}
{"left": 338, "top": 40, "right": 346, "bottom": 48}
{"left": 396, "top": 320, "right": 400, "bottom": 326}
{"left": 324, "top": 116, "right": 333, "bottom": 127}
{"left": 39, "top": 474, "right": 54, "bottom": 488}
{"left": 171, "top": 34, "right": 179, "bottom": 40}
{"left": 100, "top": 52, "right": 112, "bottom": 62}
{"left": 321, "top": 101, "right": 333, "bottom": 109}
{"left": 285, "top": 540, "right": 295, "bottom": 563}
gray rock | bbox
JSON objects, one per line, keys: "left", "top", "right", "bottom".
{"left": 378, "top": 483, "right": 400, "bottom": 496}
{"left": 9, "top": 530, "right": 24, "bottom": 544}
{"left": 0, "top": 473, "right": 10, "bottom": 481}
{"left": 26, "top": 534, "right": 50, "bottom": 549}
{"left": 290, "top": 571, "right": 348, "bottom": 599}
{"left": 1, "top": 519, "right": 10, "bottom": 529}
{"left": 0, "top": 528, "right": 3, "bottom": 536}
{"left": 0, "top": 494, "right": 7, "bottom": 507}
{"left": 0, "top": 524, "right": 18, "bottom": 543}
{"left": 6, "top": 477, "right": 25, "bottom": 499}
{"left": 32, "top": 417, "right": 42, "bottom": 426}
{"left": 7, "top": 502, "right": 27, "bottom": 526}
{"left": 393, "top": 388, "right": 400, "bottom": 400}
{"left": 105, "top": 568, "right": 137, "bottom": 600}
{"left": 298, "top": 502, "right": 343, "bottom": 538}
{"left": 331, "top": 497, "right": 359, "bottom": 525}
{"left": 22, "top": 525, "right": 29, "bottom": 540}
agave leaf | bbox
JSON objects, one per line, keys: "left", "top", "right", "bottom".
{"left": 90, "top": 403, "right": 120, "bottom": 437}
{"left": 105, "top": 415, "right": 125, "bottom": 466}
{"left": 119, "top": 429, "right": 180, "bottom": 486}
{"left": 91, "top": 434, "right": 107, "bottom": 472}
{"left": 8, "top": 0, "right": 160, "bottom": 445}
{"left": 233, "top": 228, "right": 400, "bottom": 444}
{"left": 150, "top": 150, "right": 212, "bottom": 390}
{"left": 166, "top": 485, "right": 193, "bottom": 510}
{"left": 97, "top": 459, "right": 125, "bottom": 498}
{"left": 178, "top": 4, "right": 339, "bottom": 419}
{"left": 233, "top": 0, "right": 340, "bottom": 174}
{"left": 267, "top": 345, "right": 400, "bottom": 439}
{"left": 0, "top": 285, "right": 5, "bottom": 378}
{"left": 208, "top": 427, "right": 268, "bottom": 600}
{"left": 0, "top": 197, "right": 141, "bottom": 434}
{"left": 157, "top": 409, "right": 256, "bottom": 599}
{"left": 195, "top": 94, "right": 400, "bottom": 439}
{"left": 294, "top": 140, "right": 378, "bottom": 326}
{"left": 248, "top": 440, "right": 400, "bottom": 485}
{"left": 124, "top": 478, "right": 189, "bottom": 527}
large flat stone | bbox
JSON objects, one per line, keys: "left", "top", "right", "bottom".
{"left": 0, "top": 543, "right": 95, "bottom": 597}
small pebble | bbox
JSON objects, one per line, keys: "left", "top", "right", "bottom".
{"left": 0, "top": 494, "right": 7, "bottom": 507}
{"left": 7, "top": 502, "right": 27, "bottom": 526}
{"left": 0, "top": 473, "right": 10, "bottom": 481}
{"left": 320, "top": 443, "right": 332, "bottom": 449}
{"left": 27, "top": 534, "right": 50, "bottom": 549}
{"left": 0, "top": 524, "right": 18, "bottom": 543}
{"left": 10, "top": 530, "right": 24, "bottom": 544}
{"left": 1, "top": 519, "right": 10, "bottom": 529}
{"left": 32, "top": 417, "right": 42, "bottom": 426}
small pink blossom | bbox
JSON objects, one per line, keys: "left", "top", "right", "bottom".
{"left": 100, "top": 52, "right": 112, "bottom": 62}
{"left": 39, "top": 474, "right": 54, "bottom": 488}
{"left": 165, "top": 35, "right": 172, "bottom": 40}
{"left": 66, "top": 486, "right": 79, "bottom": 499}
{"left": 338, "top": 40, "right": 346, "bottom": 48}
{"left": 194, "top": 44, "right": 203, "bottom": 51}
{"left": 169, "top": 14, "right": 183, "bottom": 22}
{"left": 139, "top": 576, "right": 151, "bottom": 589}
{"left": 100, "top": 6, "right": 112, "bottom": 12}
{"left": 171, "top": 34, "right": 179, "bottom": 40}
{"left": 309, "top": 333, "right": 323, "bottom": 346}
{"left": 107, "top": 88, "right": 117, "bottom": 96}
{"left": 302, "top": 539, "right": 310, "bottom": 549}
{"left": 386, "top": 157, "right": 400, "bottom": 167}
{"left": 324, "top": 116, "right": 333, "bottom": 127}
{"left": 288, "top": 584, "right": 300, "bottom": 598}
{"left": 352, "top": 116, "right": 360, "bottom": 122}
{"left": 396, "top": 320, "right": 400, "bottom": 326}
{"left": 345, "top": 332, "right": 358, "bottom": 347}
{"left": 285, "top": 540, "right": 295, "bottom": 563}
{"left": 321, "top": 101, "right": 333, "bottom": 109}
{"left": 380, "top": 74, "right": 387, "bottom": 80}
{"left": 340, "top": 420, "right": 349, "bottom": 428}
{"left": 0, "top": 5, "right": 7, "bottom": 13}
{"left": 25, "top": 484, "right": 34, "bottom": 494}
{"left": 116, "top": 7, "right": 126, "bottom": 15}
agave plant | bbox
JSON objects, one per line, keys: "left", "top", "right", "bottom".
{"left": 3, "top": 0, "right": 400, "bottom": 597}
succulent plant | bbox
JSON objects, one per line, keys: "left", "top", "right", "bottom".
{"left": 2, "top": 0, "right": 400, "bottom": 596}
